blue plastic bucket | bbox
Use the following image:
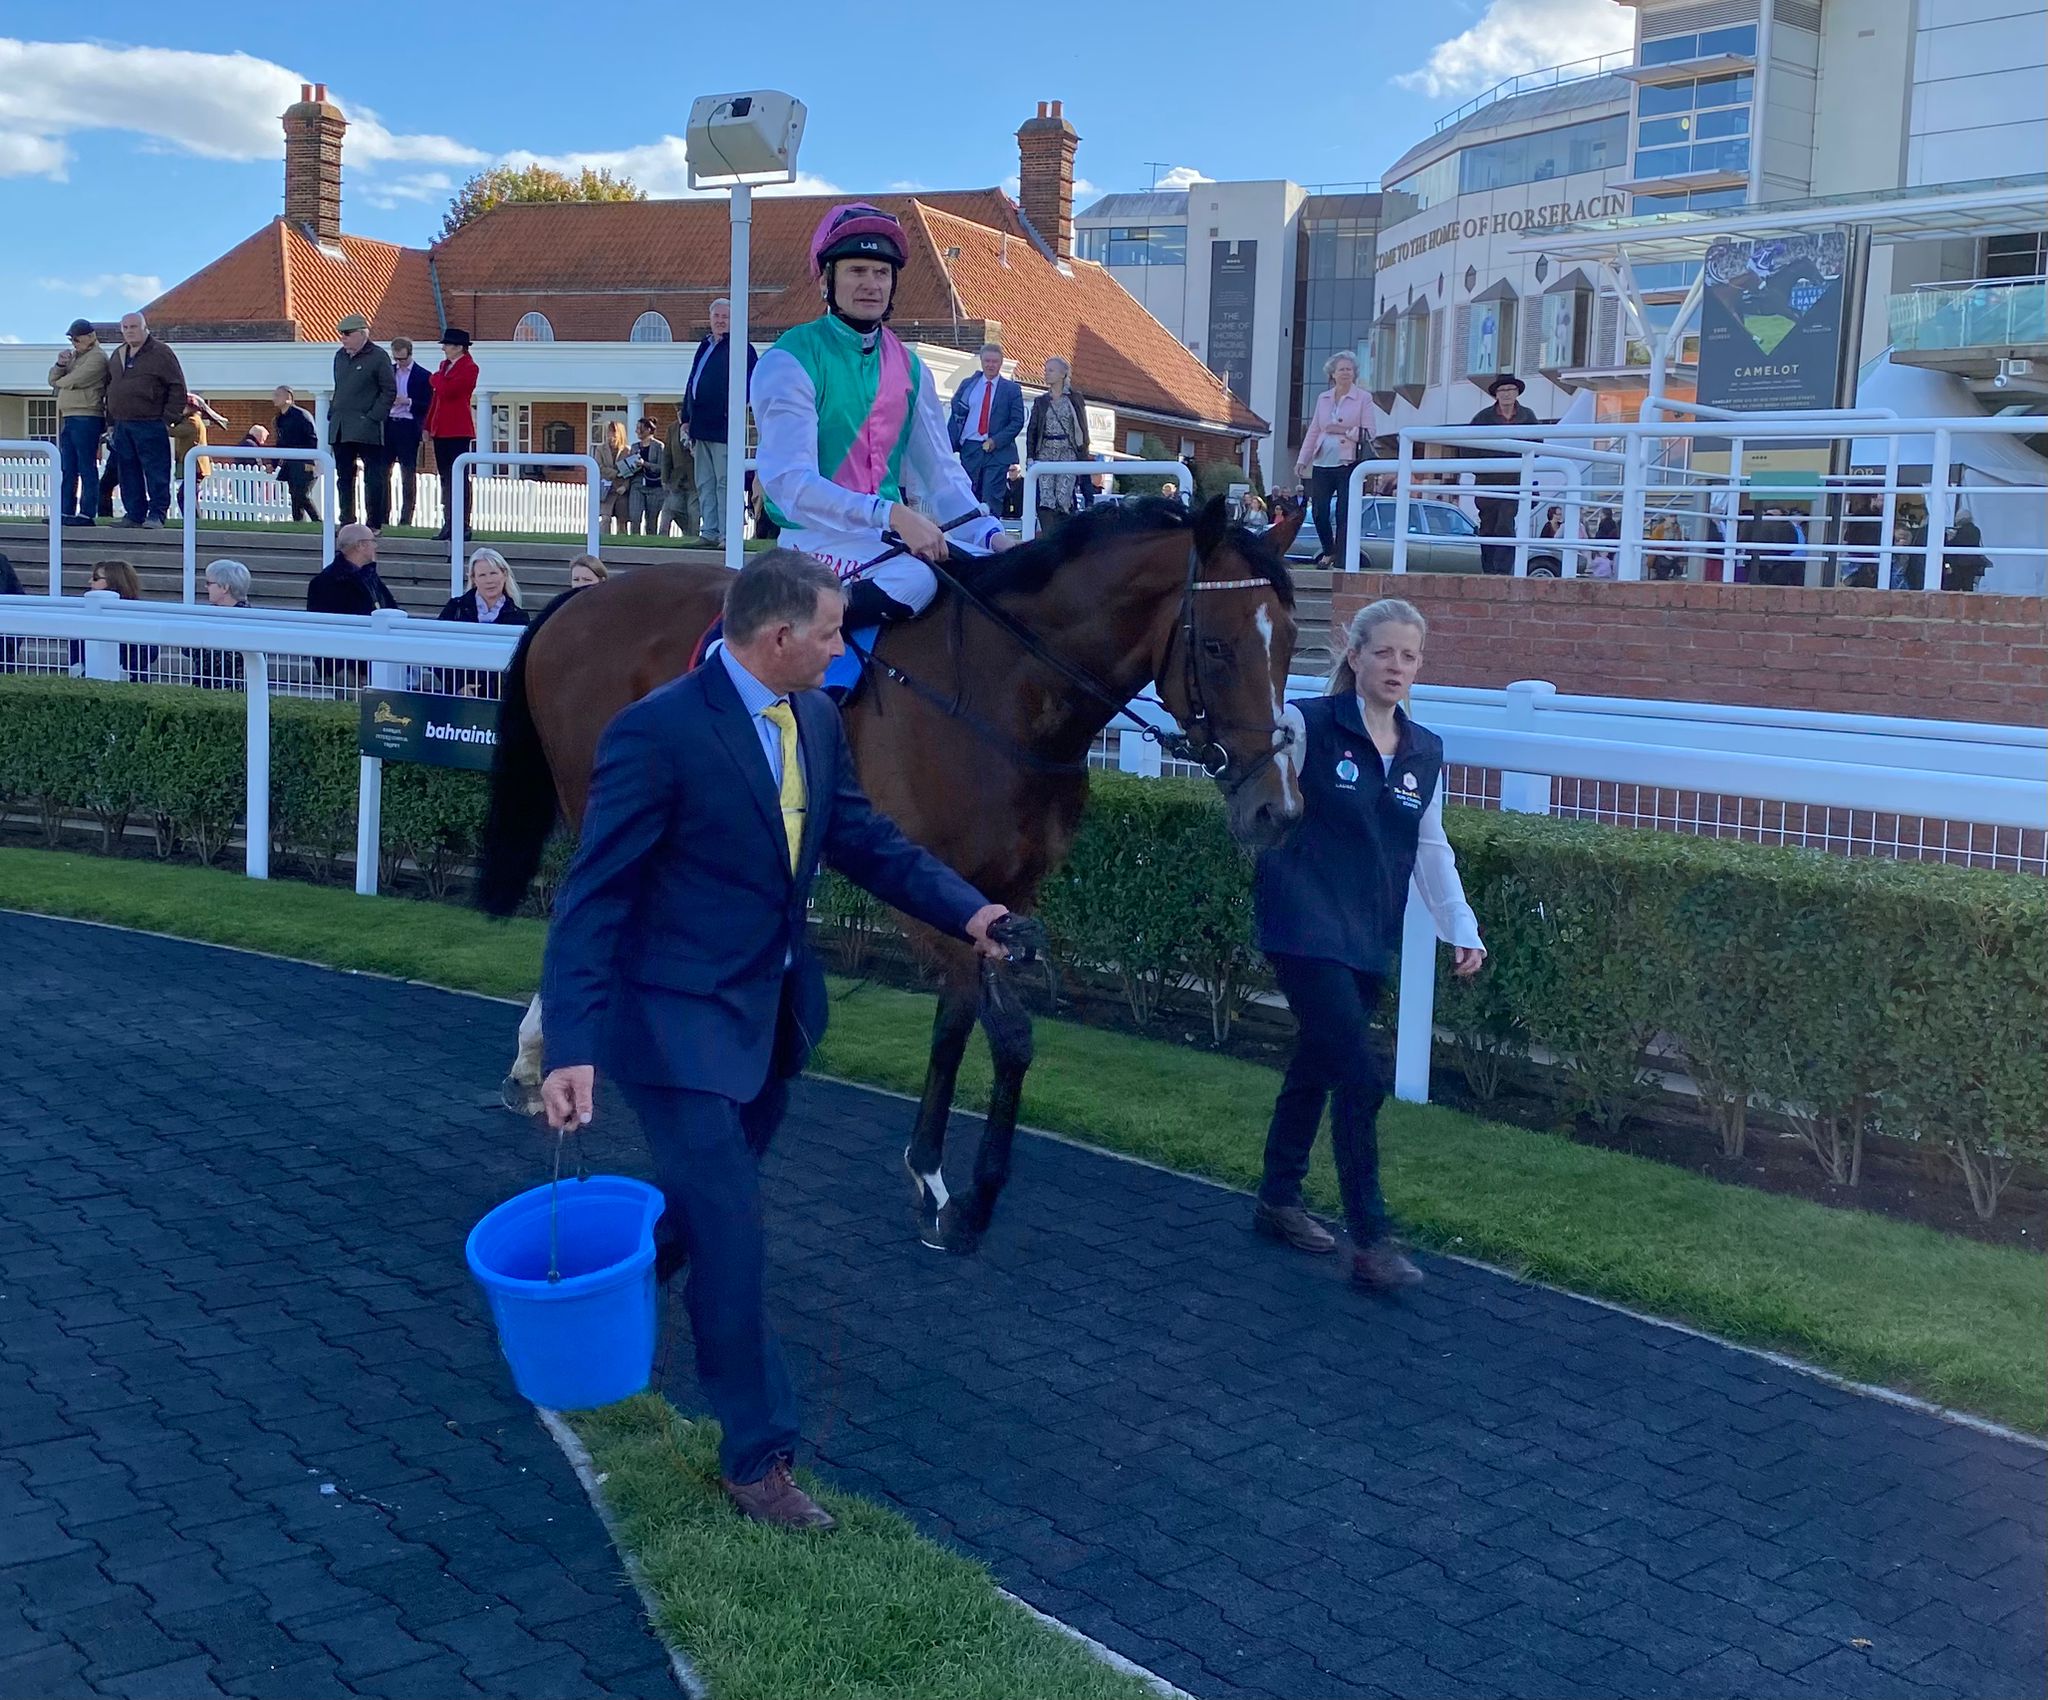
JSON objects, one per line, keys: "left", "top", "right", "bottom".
{"left": 465, "top": 1175, "right": 665, "bottom": 1410}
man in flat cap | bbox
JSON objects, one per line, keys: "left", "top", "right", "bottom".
{"left": 331, "top": 314, "right": 397, "bottom": 531}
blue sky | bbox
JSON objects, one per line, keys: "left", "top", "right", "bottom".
{"left": 0, "top": 0, "right": 1631, "bottom": 342}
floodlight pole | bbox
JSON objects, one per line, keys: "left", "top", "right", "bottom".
{"left": 726, "top": 183, "right": 752, "bottom": 573}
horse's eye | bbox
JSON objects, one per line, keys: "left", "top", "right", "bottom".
{"left": 1201, "top": 638, "right": 1233, "bottom": 662}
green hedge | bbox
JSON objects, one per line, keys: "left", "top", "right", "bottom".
{"left": 6, "top": 677, "right": 2044, "bottom": 1218}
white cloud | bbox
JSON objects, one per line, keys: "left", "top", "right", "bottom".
{"left": 1151, "top": 165, "right": 1211, "bottom": 190}
{"left": 0, "top": 37, "right": 486, "bottom": 185}
{"left": 36, "top": 271, "right": 162, "bottom": 300}
{"left": 1001, "top": 173, "right": 1099, "bottom": 200}
{"left": 505, "top": 135, "right": 840, "bottom": 199}
{"left": 0, "top": 333, "right": 21, "bottom": 344}
{"left": 1396, "top": 0, "right": 1632, "bottom": 97}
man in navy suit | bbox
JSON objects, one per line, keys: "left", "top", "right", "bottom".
{"left": 539, "top": 549, "right": 1009, "bottom": 1531}
{"left": 382, "top": 337, "right": 436, "bottom": 528}
{"left": 946, "top": 341, "right": 1025, "bottom": 512}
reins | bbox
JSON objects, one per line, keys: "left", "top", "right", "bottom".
{"left": 851, "top": 512, "right": 1292, "bottom": 790}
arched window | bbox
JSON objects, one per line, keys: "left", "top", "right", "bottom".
{"left": 629, "top": 311, "right": 672, "bottom": 343}
{"left": 513, "top": 311, "right": 555, "bottom": 343}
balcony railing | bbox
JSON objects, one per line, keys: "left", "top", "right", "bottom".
{"left": 1889, "top": 277, "right": 2048, "bottom": 353}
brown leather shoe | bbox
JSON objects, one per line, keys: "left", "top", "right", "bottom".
{"left": 722, "top": 1460, "right": 837, "bottom": 1531}
{"left": 1351, "top": 1243, "right": 1424, "bottom": 1291}
{"left": 1253, "top": 1202, "right": 1337, "bottom": 1254}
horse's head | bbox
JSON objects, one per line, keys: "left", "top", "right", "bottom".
{"left": 1150, "top": 498, "right": 1303, "bottom": 850}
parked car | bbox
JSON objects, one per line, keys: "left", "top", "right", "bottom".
{"left": 1286, "top": 497, "right": 1567, "bottom": 577}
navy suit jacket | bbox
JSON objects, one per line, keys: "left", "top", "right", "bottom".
{"left": 948, "top": 374, "right": 1026, "bottom": 468}
{"left": 541, "top": 658, "right": 987, "bottom": 1100}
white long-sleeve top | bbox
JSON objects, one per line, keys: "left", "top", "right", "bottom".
{"left": 752, "top": 342, "right": 1002, "bottom": 580}
{"left": 1281, "top": 701, "right": 1484, "bottom": 952}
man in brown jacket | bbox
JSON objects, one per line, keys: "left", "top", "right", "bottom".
{"left": 104, "top": 311, "right": 187, "bottom": 528}
{"left": 49, "top": 318, "right": 109, "bottom": 527}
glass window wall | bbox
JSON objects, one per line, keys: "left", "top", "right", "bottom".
{"left": 1075, "top": 225, "right": 1188, "bottom": 266}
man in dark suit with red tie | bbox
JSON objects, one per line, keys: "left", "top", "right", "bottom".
{"left": 947, "top": 340, "right": 1026, "bottom": 512}
{"left": 539, "top": 550, "right": 1010, "bottom": 1531}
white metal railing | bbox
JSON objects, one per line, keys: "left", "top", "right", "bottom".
{"left": 450, "top": 452, "right": 601, "bottom": 593}
{"left": 0, "top": 442, "right": 60, "bottom": 595}
{"left": 1346, "top": 452, "right": 1597, "bottom": 578}
{"left": 1019, "top": 460, "right": 1190, "bottom": 539}
{"left": 183, "top": 446, "right": 335, "bottom": 605}
{"left": 1389, "top": 416, "right": 2048, "bottom": 593}
{"left": 5, "top": 594, "right": 2042, "bottom": 1101}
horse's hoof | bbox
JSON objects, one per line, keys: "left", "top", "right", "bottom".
{"left": 500, "top": 1074, "right": 542, "bottom": 1117}
{"left": 936, "top": 1198, "right": 988, "bottom": 1257}
{"left": 904, "top": 1152, "right": 947, "bottom": 1250}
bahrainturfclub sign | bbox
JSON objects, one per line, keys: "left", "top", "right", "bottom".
{"left": 1697, "top": 228, "right": 1852, "bottom": 413}
{"left": 359, "top": 687, "right": 499, "bottom": 772}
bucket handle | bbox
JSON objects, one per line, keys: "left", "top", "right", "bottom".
{"left": 547, "top": 1127, "right": 589, "bottom": 1285}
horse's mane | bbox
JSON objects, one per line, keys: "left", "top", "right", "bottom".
{"left": 969, "top": 498, "right": 1295, "bottom": 608}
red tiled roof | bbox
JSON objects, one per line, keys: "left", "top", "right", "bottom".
{"left": 145, "top": 220, "right": 437, "bottom": 343}
{"left": 913, "top": 205, "right": 1266, "bottom": 436}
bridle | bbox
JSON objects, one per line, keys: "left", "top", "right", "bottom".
{"left": 854, "top": 515, "right": 1294, "bottom": 794}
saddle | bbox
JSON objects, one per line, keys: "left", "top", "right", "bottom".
{"left": 688, "top": 615, "right": 878, "bottom": 701}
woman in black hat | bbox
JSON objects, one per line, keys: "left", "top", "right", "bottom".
{"left": 428, "top": 328, "right": 479, "bottom": 541}
{"left": 1468, "top": 374, "right": 1537, "bottom": 575}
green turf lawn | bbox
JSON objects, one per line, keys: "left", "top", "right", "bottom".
{"left": 3, "top": 847, "right": 2041, "bottom": 1434}
{"left": 568, "top": 1397, "right": 1158, "bottom": 1700}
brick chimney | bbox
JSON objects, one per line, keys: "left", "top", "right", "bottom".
{"left": 1016, "top": 100, "right": 1080, "bottom": 262}
{"left": 283, "top": 82, "right": 346, "bottom": 243}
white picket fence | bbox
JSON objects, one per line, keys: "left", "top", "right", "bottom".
{"left": 0, "top": 455, "right": 602, "bottom": 533}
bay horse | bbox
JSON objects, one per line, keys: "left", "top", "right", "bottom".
{"left": 476, "top": 495, "right": 1304, "bottom": 1253}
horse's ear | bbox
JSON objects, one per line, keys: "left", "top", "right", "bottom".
{"left": 1193, "top": 495, "right": 1231, "bottom": 558}
{"left": 1262, "top": 494, "right": 1307, "bottom": 561}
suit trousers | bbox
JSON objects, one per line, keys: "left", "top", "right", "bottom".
{"left": 693, "top": 440, "right": 730, "bottom": 542}
{"left": 1259, "top": 954, "right": 1392, "bottom": 1246}
{"left": 960, "top": 452, "right": 1009, "bottom": 512}
{"left": 616, "top": 1070, "right": 800, "bottom": 1486}
{"left": 335, "top": 441, "right": 392, "bottom": 530}
{"left": 385, "top": 425, "right": 424, "bottom": 526}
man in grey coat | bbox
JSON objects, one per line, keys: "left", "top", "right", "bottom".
{"left": 331, "top": 314, "right": 397, "bottom": 531}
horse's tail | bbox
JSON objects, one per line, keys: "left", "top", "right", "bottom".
{"left": 475, "top": 593, "right": 572, "bottom": 918}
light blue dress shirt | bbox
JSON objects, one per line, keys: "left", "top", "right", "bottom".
{"left": 717, "top": 644, "right": 806, "bottom": 794}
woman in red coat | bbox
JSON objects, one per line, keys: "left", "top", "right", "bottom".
{"left": 428, "top": 328, "right": 480, "bottom": 541}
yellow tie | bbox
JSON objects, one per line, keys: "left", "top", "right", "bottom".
{"left": 760, "top": 701, "right": 805, "bottom": 874}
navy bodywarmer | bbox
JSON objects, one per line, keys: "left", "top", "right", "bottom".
{"left": 1253, "top": 695, "right": 1446, "bottom": 976}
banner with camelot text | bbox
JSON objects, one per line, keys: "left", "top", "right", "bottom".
{"left": 359, "top": 688, "right": 499, "bottom": 772}
{"left": 1696, "top": 228, "right": 1852, "bottom": 414}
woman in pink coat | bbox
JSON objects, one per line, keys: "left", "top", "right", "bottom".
{"left": 1295, "top": 353, "right": 1377, "bottom": 567}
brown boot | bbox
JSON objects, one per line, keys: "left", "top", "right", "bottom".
{"left": 723, "top": 1460, "right": 837, "bottom": 1531}
{"left": 1351, "top": 1243, "right": 1424, "bottom": 1291}
{"left": 1253, "top": 1202, "right": 1337, "bottom": 1254}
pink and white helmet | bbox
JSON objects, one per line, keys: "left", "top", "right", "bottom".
{"left": 809, "top": 203, "right": 909, "bottom": 276}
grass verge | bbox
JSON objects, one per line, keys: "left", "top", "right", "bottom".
{"left": 568, "top": 1397, "right": 1159, "bottom": 1700}
{"left": 4, "top": 846, "right": 2042, "bottom": 1434}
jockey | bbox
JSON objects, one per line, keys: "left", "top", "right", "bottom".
{"left": 753, "top": 203, "right": 1012, "bottom": 628}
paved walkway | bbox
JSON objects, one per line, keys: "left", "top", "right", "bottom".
{"left": 4, "top": 916, "right": 2043, "bottom": 1700}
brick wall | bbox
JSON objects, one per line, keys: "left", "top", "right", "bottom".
{"left": 1327, "top": 573, "right": 2048, "bottom": 726}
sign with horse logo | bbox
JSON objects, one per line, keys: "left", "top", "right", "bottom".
{"left": 359, "top": 688, "right": 499, "bottom": 772}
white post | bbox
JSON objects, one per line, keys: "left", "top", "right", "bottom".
{"left": 181, "top": 449, "right": 200, "bottom": 603}
{"left": 1512, "top": 451, "right": 1533, "bottom": 577}
{"left": 1498, "top": 679, "right": 1556, "bottom": 814}
{"left": 244, "top": 651, "right": 270, "bottom": 879}
{"left": 0, "top": 439, "right": 64, "bottom": 595}
{"left": 79, "top": 587, "right": 122, "bottom": 679}
{"left": 1617, "top": 433, "right": 1647, "bottom": 580}
{"left": 1923, "top": 428, "right": 1952, "bottom": 593}
{"left": 1390, "top": 439, "right": 1415, "bottom": 574}
{"left": 1878, "top": 432, "right": 1900, "bottom": 590}
{"left": 1117, "top": 730, "right": 1162, "bottom": 775}
{"left": 353, "top": 613, "right": 410, "bottom": 897}
{"left": 726, "top": 182, "right": 753, "bottom": 572}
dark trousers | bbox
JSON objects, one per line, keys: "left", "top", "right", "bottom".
{"left": 282, "top": 465, "right": 320, "bottom": 523}
{"left": 335, "top": 441, "right": 392, "bottom": 530}
{"left": 97, "top": 454, "right": 120, "bottom": 517}
{"left": 110, "top": 419, "right": 172, "bottom": 524}
{"left": 1307, "top": 464, "right": 1355, "bottom": 564}
{"left": 385, "top": 425, "right": 424, "bottom": 526}
{"left": 960, "top": 451, "right": 1011, "bottom": 512}
{"left": 57, "top": 416, "right": 102, "bottom": 520}
{"left": 1260, "top": 954, "right": 1392, "bottom": 1246}
{"left": 616, "top": 1069, "right": 799, "bottom": 1486}
{"left": 432, "top": 436, "right": 474, "bottom": 533}
{"left": 1476, "top": 487, "right": 1516, "bottom": 574}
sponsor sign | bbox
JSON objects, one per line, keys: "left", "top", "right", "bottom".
{"left": 359, "top": 688, "right": 499, "bottom": 772}
{"left": 1376, "top": 193, "right": 1629, "bottom": 271}
{"left": 1696, "top": 229, "right": 1852, "bottom": 414}
{"left": 1206, "top": 240, "right": 1258, "bottom": 403}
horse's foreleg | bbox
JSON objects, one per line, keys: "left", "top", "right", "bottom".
{"left": 939, "top": 981, "right": 1035, "bottom": 1256}
{"left": 905, "top": 984, "right": 979, "bottom": 1250}
{"left": 502, "top": 993, "right": 545, "bottom": 1116}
